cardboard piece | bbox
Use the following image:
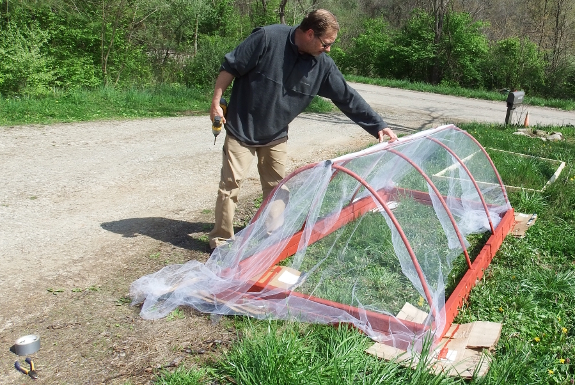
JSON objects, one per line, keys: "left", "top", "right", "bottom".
{"left": 433, "top": 321, "right": 501, "bottom": 378}
{"left": 366, "top": 303, "right": 502, "bottom": 378}
{"left": 249, "top": 265, "right": 302, "bottom": 291}
{"left": 396, "top": 302, "right": 429, "bottom": 324}
{"left": 512, "top": 213, "right": 537, "bottom": 238}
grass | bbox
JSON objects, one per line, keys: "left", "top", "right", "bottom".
{"left": 485, "top": 148, "right": 561, "bottom": 190}
{"left": 151, "top": 122, "right": 575, "bottom": 384}
{"left": 0, "top": 85, "right": 212, "bottom": 126}
{"left": 212, "top": 319, "right": 457, "bottom": 385}
{"left": 344, "top": 75, "right": 575, "bottom": 111}
{"left": 0, "top": 85, "right": 334, "bottom": 126}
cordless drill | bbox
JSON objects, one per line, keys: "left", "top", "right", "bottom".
{"left": 212, "top": 97, "right": 228, "bottom": 145}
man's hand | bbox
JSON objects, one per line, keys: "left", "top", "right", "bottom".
{"left": 378, "top": 127, "right": 398, "bottom": 143}
{"left": 210, "top": 102, "right": 226, "bottom": 124}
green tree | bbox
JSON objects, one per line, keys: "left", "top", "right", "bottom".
{"left": 485, "top": 37, "right": 546, "bottom": 93}
{"left": 343, "top": 18, "right": 393, "bottom": 77}
{"left": 388, "top": 9, "right": 436, "bottom": 82}
{"left": 439, "top": 12, "right": 489, "bottom": 88}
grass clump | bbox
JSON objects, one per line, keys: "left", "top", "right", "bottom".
{"left": 214, "top": 319, "right": 458, "bottom": 385}
{"left": 154, "top": 366, "right": 212, "bottom": 385}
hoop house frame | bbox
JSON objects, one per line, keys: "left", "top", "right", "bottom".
{"left": 241, "top": 125, "right": 514, "bottom": 344}
{"left": 131, "top": 125, "right": 515, "bottom": 350}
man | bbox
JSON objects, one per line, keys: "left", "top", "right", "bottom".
{"left": 208, "top": 9, "right": 397, "bottom": 249}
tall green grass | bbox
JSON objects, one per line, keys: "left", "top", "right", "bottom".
{"left": 0, "top": 86, "right": 334, "bottom": 127}
{"left": 213, "top": 319, "right": 461, "bottom": 385}
{"left": 0, "top": 85, "right": 211, "bottom": 126}
{"left": 2, "top": 78, "right": 573, "bottom": 128}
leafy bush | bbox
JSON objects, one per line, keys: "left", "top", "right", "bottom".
{"left": 387, "top": 9, "right": 436, "bottom": 82}
{"left": 485, "top": 37, "right": 546, "bottom": 93}
{"left": 0, "top": 23, "right": 55, "bottom": 96}
{"left": 542, "top": 57, "right": 575, "bottom": 99}
{"left": 438, "top": 12, "right": 489, "bottom": 88}
{"left": 346, "top": 18, "right": 393, "bottom": 77}
{"left": 182, "top": 35, "right": 240, "bottom": 90}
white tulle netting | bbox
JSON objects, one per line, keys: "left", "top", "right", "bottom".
{"left": 130, "top": 125, "right": 511, "bottom": 350}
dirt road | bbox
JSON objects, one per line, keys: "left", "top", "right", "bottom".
{"left": 1, "top": 84, "right": 573, "bottom": 384}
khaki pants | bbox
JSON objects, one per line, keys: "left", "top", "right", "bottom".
{"left": 208, "top": 134, "right": 287, "bottom": 249}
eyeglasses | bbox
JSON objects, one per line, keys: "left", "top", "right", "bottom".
{"left": 316, "top": 35, "right": 334, "bottom": 49}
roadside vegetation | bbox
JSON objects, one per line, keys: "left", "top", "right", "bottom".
{"left": 150, "top": 123, "right": 575, "bottom": 384}
{"left": 1, "top": 0, "right": 575, "bottom": 128}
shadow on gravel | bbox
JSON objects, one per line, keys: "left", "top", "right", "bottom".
{"left": 101, "top": 217, "right": 212, "bottom": 252}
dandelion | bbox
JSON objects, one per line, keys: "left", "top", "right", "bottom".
{"left": 534, "top": 337, "right": 541, "bottom": 342}
{"left": 563, "top": 327, "right": 568, "bottom": 334}
{"left": 559, "top": 358, "right": 565, "bottom": 364}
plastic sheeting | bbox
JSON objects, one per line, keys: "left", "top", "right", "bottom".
{"left": 130, "top": 125, "right": 511, "bottom": 350}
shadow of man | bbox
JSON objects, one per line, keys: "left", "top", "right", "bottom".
{"left": 101, "top": 217, "right": 212, "bottom": 252}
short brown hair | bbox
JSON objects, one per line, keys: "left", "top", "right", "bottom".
{"left": 299, "top": 9, "right": 339, "bottom": 36}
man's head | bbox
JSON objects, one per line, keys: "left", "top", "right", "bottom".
{"left": 296, "top": 9, "right": 339, "bottom": 56}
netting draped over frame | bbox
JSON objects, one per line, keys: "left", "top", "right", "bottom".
{"left": 130, "top": 125, "right": 511, "bottom": 349}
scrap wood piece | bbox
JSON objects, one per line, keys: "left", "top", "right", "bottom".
{"left": 396, "top": 302, "right": 429, "bottom": 324}
{"left": 512, "top": 213, "right": 538, "bottom": 238}
{"left": 365, "top": 321, "right": 502, "bottom": 379}
{"left": 249, "top": 265, "right": 302, "bottom": 291}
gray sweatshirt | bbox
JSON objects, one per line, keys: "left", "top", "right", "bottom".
{"left": 221, "top": 24, "right": 388, "bottom": 146}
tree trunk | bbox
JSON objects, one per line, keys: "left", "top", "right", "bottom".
{"left": 279, "top": 0, "right": 288, "bottom": 24}
{"left": 550, "top": 0, "right": 570, "bottom": 71}
{"left": 194, "top": 14, "right": 198, "bottom": 56}
{"left": 430, "top": 0, "right": 450, "bottom": 84}
{"left": 101, "top": 0, "right": 107, "bottom": 84}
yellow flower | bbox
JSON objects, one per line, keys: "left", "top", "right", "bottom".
{"left": 559, "top": 358, "right": 565, "bottom": 364}
{"left": 548, "top": 369, "right": 554, "bottom": 375}
{"left": 562, "top": 327, "right": 568, "bottom": 334}
{"left": 534, "top": 337, "right": 541, "bottom": 342}
{"left": 499, "top": 307, "right": 504, "bottom": 312}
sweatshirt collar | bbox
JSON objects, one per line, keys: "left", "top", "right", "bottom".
{"left": 290, "top": 25, "right": 316, "bottom": 59}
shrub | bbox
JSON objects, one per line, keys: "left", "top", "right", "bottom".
{"left": 485, "top": 37, "right": 546, "bottom": 93}
{"left": 0, "top": 23, "right": 55, "bottom": 96}
{"left": 182, "top": 35, "right": 240, "bottom": 90}
{"left": 439, "top": 12, "right": 489, "bottom": 88}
